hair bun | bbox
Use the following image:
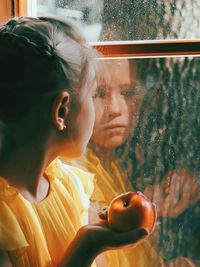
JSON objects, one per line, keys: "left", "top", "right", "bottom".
{"left": 0, "top": 27, "right": 55, "bottom": 59}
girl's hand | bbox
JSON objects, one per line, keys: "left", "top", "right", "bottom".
{"left": 79, "top": 222, "right": 149, "bottom": 251}
{"left": 61, "top": 207, "right": 149, "bottom": 267}
{"left": 95, "top": 206, "right": 149, "bottom": 249}
{"left": 145, "top": 169, "right": 200, "bottom": 218}
{"left": 163, "top": 257, "right": 197, "bottom": 267}
{"left": 160, "top": 170, "right": 200, "bottom": 217}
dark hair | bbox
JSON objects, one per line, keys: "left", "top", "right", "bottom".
{"left": 0, "top": 16, "right": 96, "bottom": 123}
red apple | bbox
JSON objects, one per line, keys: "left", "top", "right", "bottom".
{"left": 107, "top": 191, "right": 157, "bottom": 232}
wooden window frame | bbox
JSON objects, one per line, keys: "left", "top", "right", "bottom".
{"left": 1, "top": 0, "right": 200, "bottom": 58}
{"left": 92, "top": 40, "right": 200, "bottom": 58}
{"left": 0, "top": 0, "right": 27, "bottom": 24}
{"left": 0, "top": 0, "right": 13, "bottom": 24}
{"left": 14, "top": 0, "right": 28, "bottom": 17}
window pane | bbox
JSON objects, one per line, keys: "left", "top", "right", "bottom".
{"left": 35, "top": 0, "right": 104, "bottom": 41}
{"left": 34, "top": 0, "right": 200, "bottom": 42}
{"left": 66, "top": 56, "right": 200, "bottom": 266}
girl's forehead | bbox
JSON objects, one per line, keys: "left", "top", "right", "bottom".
{"left": 98, "top": 59, "right": 133, "bottom": 85}
{"left": 99, "top": 59, "right": 132, "bottom": 78}
{"left": 107, "top": 59, "right": 130, "bottom": 69}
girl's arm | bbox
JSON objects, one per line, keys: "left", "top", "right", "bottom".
{"left": 0, "top": 225, "right": 147, "bottom": 267}
{"left": 60, "top": 224, "right": 148, "bottom": 267}
{"left": 88, "top": 201, "right": 109, "bottom": 267}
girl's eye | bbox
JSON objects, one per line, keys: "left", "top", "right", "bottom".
{"left": 121, "top": 89, "right": 136, "bottom": 97}
{"left": 93, "top": 88, "right": 106, "bottom": 99}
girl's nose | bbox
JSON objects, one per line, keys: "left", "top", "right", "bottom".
{"left": 106, "top": 94, "right": 122, "bottom": 117}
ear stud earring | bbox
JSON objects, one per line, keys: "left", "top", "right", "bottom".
{"left": 60, "top": 124, "right": 66, "bottom": 131}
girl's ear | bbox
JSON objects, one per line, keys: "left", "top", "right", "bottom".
{"left": 52, "top": 91, "right": 70, "bottom": 131}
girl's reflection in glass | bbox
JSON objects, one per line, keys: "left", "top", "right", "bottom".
{"left": 67, "top": 59, "right": 162, "bottom": 267}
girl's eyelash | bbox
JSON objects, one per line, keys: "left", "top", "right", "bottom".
{"left": 121, "top": 89, "right": 136, "bottom": 96}
{"left": 93, "top": 88, "right": 106, "bottom": 98}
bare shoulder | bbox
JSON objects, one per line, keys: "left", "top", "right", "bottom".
{"left": 0, "top": 251, "right": 12, "bottom": 267}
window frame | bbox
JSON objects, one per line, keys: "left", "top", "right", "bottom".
{"left": 92, "top": 40, "right": 200, "bottom": 58}
{"left": 1, "top": 0, "right": 200, "bottom": 59}
{"left": 0, "top": 0, "right": 13, "bottom": 24}
{"left": 0, "top": 0, "right": 27, "bottom": 24}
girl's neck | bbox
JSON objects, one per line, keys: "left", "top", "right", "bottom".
{"left": 0, "top": 139, "right": 54, "bottom": 201}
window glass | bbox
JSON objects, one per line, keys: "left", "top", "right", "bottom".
{"left": 67, "top": 56, "right": 200, "bottom": 266}
{"left": 35, "top": 0, "right": 200, "bottom": 42}
{"left": 36, "top": 0, "right": 104, "bottom": 41}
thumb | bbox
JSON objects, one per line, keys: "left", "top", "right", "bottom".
{"left": 131, "top": 227, "right": 149, "bottom": 241}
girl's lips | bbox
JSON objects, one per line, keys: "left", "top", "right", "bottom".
{"left": 103, "top": 124, "right": 127, "bottom": 130}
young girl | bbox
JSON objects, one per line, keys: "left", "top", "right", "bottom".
{"left": 0, "top": 16, "right": 149, "bottom": 267}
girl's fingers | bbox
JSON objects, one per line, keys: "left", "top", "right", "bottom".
{"left": 108, "top": 227, "right": 149, "bottom": 248}
{"left": 83, "top": 224, "right": 149, "bottom": 251}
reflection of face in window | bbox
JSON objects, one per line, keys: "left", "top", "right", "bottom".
{"left": 91, "top": 59, "right": 142, "bottom": 148}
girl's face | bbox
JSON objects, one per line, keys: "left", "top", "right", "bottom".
{"left": 91, "top": 59, "right": 141, "bottom": 148}
{"left": 60, "top": 75, "right": 96, "bottom": 158}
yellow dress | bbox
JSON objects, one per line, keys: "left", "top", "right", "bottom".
{"left": 0, "top": 159, "right": 96, "bottom": 267}
{"left": 67, "top": 149, "right": 163, "bottom": 267}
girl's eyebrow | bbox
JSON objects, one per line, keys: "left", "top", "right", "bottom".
{"left": 116, "top": 82, "right": 133, "bottom": 90}
{"left": 97, "top": 82, "right": 107, "bottom": 89}
{"left": 120, "top": 82, "right": 132, "bottom": 87}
